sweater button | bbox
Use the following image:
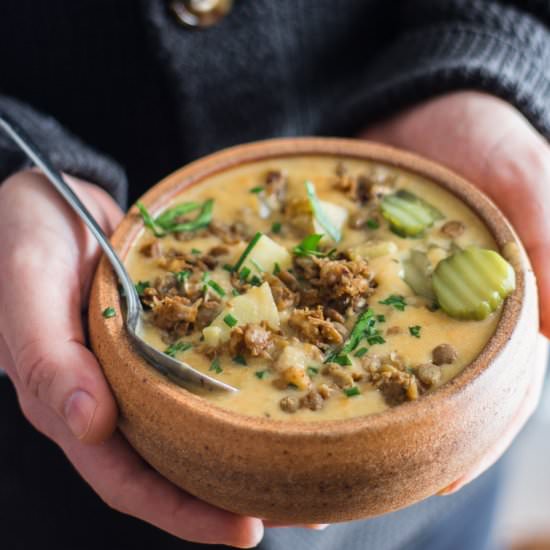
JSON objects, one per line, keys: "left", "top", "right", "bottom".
{"left": 169, "top": 0, "right": 233, "bottom": 28}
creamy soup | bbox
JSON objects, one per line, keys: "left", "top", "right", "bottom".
{"left": 125, "top": 156, "right": 515, "bottom": 420}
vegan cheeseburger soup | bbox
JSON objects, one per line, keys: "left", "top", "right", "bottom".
{"left": 123, "top": 157, "right": 515, "bottom": 420}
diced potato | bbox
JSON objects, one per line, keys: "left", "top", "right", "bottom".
{"left": 202, "top": 282, "right": 280, "bottom": 346}
{"left": 240, "top": 234, "right": 291, "bottom": 274}
{"left": 348, "top": 240, "right": 398, "bottom": 261}
{"left": 314, "top": 200, "right": 348, "bottom": 244}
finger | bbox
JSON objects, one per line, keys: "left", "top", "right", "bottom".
{"left": 13, "top": 383, "right": 263, "bottom": 548}
{"left": 0, "top": 182, "right": 117, "bottom": 444}
{"left": 439, "top": 336, "right": 549, "bottom": 495}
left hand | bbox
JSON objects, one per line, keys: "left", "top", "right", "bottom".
{"left": 360, "top": 91, "right": 549, "bottom": 494}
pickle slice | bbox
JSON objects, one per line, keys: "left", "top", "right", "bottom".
{"left": 381, "top": 190, "right": 444, "bottom": 237}
{"left": 432, "top": 247, "right": 515, "bottom": 320}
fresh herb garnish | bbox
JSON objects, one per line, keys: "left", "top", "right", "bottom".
{"left": 209, "top": 357, "right": 223, "bottom": 374}
{"left": 325, "top": 309, "right": 375, "bottom": 362}
{"left": 344, "top": 386, "right": 361, "bottom": 397}
{"left": 233, "top": 232, "right": 263, "bottom": 273}
{"left": 366, "top": 218, "right": 380, "bottom": 230}
{"left": 293, "top": 233, "right": 330, "bottom": 257}
{"left": 222, "top": 263, "right": 233, "bottom": 272}
{"left": 250, "top": 275, "right": 262, "bottom": 286}
{"left": 102, "top": 307, "right": 116, "bottom": 318}
{"left": 191, "top": 248, "right": 202, "bottom": 255}
{"left": 168, "top": 199, "right": 214, "bottom": 233}
{"left": 366, "top": 333, "right": 386, "bottom": 345}
{"left": 207, "top": 280, "right": 226, "bottom": 297}
{"left": 232, "top": 288, "right": 241, "bottom": 297}
{"left": 307, "top": 366, "right": 319, "bottom": 377}
{"left": 255, "top": 370, "right": 267, "bottom": 379}
{"left": 233, "top": 355, "right": 247, "bottom": 366}
{"left": 379, "top": 294, "right": 407, "bottom": 311}
{"left": 135, "top": 280, "right": 150, "bottom": 295}
{"left": 239, "top": 266, "right": 251, "bottom": 281}
{"left": 249, "top": 186, "right": 264, "bottom": 194}
{"left": 155, "top": 202, "right": 201, "bottom": 228}
{"left": 164, "top": 341, "right": 192, "bottom": 357}
{"left": 273, "top": 262, "right": 281, "bottom": 275}
{"left": 136, "top": 199, "right": 213, "bottom": 236}
{"left": 136, "top": 202, "right": 165, "bottom": 237}
{"left": 354, "top": 347, "right": 369, "bottom": 358}
{"left": 376, "top": 314, "right": 386, "bottom": 323}
{"left": 175, "top": 270, "right": 191, "bottom": 284}
{"left": 271, "top": 221, "right": 282, "bottom": 234}
{"left": 332, "top": 353, "right": 352, "bottom": 366}
{"left": 223, "top": 314, "right": 238, "bottom": 328}
{"left": 409, "top": 325, "right": 422, "bottom": 338}
{"left": 305, "top": 180, "right": 341, "bottom": 242}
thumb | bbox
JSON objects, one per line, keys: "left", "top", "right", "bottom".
{"left": 1, "top": 251, "right": 117, "bottom": 443}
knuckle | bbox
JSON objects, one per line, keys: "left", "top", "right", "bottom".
{"left": 15, "top": 340, "right": 58, "bottom": 404}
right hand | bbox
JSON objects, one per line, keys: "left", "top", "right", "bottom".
{"left": 0, "top": 170, "right": 265, "bottom": 547}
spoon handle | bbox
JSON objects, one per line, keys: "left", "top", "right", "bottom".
{"left": 0, "top": 114, "right": 141, "bottom": 323}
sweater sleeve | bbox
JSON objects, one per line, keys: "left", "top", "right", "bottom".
{"left": 0, "top": 96, "right": 128, "bottom": 207}
{"left": 341, "top": 0, "right": 550, "bottom": 138}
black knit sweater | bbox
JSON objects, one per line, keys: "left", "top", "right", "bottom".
{"left": 0, "top": 2, "right": 549, "bottom": 549}
{"left": 1, "top": 0, "right": 549, "bottom": 207}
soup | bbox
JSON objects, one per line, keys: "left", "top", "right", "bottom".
{"left": 124, "top": 156, "right": 515, "bottom": 420}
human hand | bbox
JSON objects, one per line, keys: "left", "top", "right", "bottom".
{"left": 0, "top": 170, "right": 264, "bottom": 547}
{"left": 360, "top": 91, "right": 550, "bottom": 493}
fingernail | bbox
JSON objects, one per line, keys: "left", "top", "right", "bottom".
{"left": 64, "top": 390, "right": 97, "bottom": 439}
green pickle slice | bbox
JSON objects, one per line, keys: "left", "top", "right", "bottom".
{"left": 381, "top": 190, "right": 444, "bottom": 237}
{"left": 432, "top": 247, "right": 516, "bottom": 320}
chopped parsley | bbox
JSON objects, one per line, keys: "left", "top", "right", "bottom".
{"left": 137, "top": 199, "right": 213, "bottom": 236}
{"left": 239, "top": 266, "right": 251, "bottom": 280}
{"left": 376, "top": 314, "right": 386, "bottom": 323}
{"left": 209, "top": 357, "right": 223, "bottom": 374}
{"left": 271, "top": 221, "right": 282, "bottom": 234}
{"left": 249, "top": 186, "right": 264, "bottom": 194}
{"left": 223, "top": 314, "right": 238, "bottom": 328}
{"left": 293, "top": 233, "right": 334, "bottom": 258}
{"left": 232, "top": 232, "right": 263, "bottom": 273}
{"left": 332, "top": 353, "right": 352, "bottom": 367}
{"left": 273, "top": 262, "right": 281, "bottom": 275}
{"left": 409, "top": 325, "right": 422, "bottom": 338}
{"left": 164, "top": 341, "right": 192, "bottom": 357}
{"left": 344, "top": 386, "right": 361, "bottom": 397}
{"left": 305, "top": 180, "right": 341, "bottom": 242}
{"left": 222, "top": 263, "right": 233, "bottom": 272}
{"left": 250, "top": 275, "right": 262, "bottom": 286}
{"left": 207, "top": 279, "right": 226, "bottom": 297}
{"left": 191, "top": 248, "right": 202, "bottom": 255}
{"left": 366, "top": 218, "right": 380, "bottom": 230}
{"left": 233, "top": 355, "right": 247, "bottom": 366}
{"left": 134, "top": 280, "right": 150, "bottom": 295}
{"left": 307, "top": 366, "right": 319, "bottom": 377}
{"left": 379, "top": 294, "right": 407, "bottom": 311}
{"left": 354, "top": 347, "right": 368, "bottom": 358}
{"left": 175, "top": 270, "right": 191, "bottom": 284}
{"left": 255, "top": 370, "right": 268, "bottom": 379}
{"left": 325, "top": 309, "right": 375, "bottom": 362}
{"left": 102, "top": 307, "right": 116, "bottom": 318}
{"left": 366, "top": 333, "right": 386, "bottom": 346}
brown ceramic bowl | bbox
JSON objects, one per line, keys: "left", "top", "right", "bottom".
{"left": 89, "top": 138, "right": 539, "bottom": 523}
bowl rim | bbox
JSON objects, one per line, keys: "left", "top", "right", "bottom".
{"left": 95, "top": 137, "right": 527, "bottom": 437}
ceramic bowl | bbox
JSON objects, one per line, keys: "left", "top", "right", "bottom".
{"left": 89, "top": 138, "right": 539, "bottom": 523}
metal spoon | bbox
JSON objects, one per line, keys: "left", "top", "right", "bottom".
{"left": 0, "top": 114, "right": 237, "bottom": 393}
